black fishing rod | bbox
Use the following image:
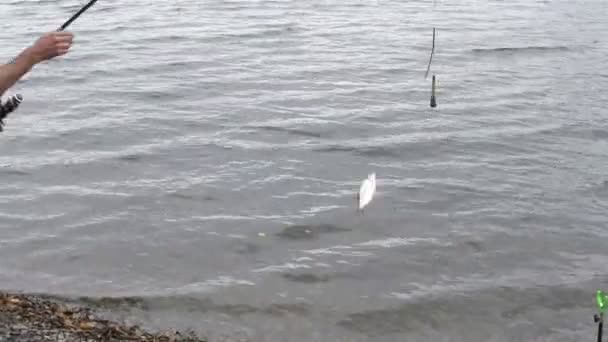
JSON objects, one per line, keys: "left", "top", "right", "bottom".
{"left": 59, "top": 0, "right": 98, "bottom": 31}
{"left": 0, "top": 0, "right": 98, "bottom": 132}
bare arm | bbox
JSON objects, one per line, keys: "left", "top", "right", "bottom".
{"left": 0, "top": 32, "right": 74, "bottom": 97}
{"left": 0, "top": 51, "right": 37, "bottom": 96}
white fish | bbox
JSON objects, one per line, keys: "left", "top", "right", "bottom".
{"left": 358, "top": 172, "right": 376, "bottom": 212}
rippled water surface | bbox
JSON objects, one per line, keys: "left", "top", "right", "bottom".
{"left": 1, "top": 0, "right": 608, "bottom": 340}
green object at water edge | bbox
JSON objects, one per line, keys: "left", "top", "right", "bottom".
{"left": 597, "top": 290, "right": 607, "bottom": 313}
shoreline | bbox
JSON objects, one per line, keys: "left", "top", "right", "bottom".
{"left": 0, "top": 291, "right": 207, "bottom": 342}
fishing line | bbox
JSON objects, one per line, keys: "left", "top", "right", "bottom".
{"left": 426, "top": 0, "right": 438, "bottom": 108}
{"left": 426, "top": 27, "right": 437, "bottom": 108}
{"left": 424, "top": 28, "right": 435, "bottom": 80}
{"left": 0, "top": 0, "right": 99, "bottom": 132}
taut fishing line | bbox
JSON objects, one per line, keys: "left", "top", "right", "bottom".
{"left": 426, "top": 0, "right": 437, "bottom": 108}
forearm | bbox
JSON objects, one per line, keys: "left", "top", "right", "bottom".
{"left": 0, "top": 49, "right": 38, "bottom": 97}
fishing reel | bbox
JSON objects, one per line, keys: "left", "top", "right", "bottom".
{"left": 0, "top": 94, "right": 23, "bottom": 132}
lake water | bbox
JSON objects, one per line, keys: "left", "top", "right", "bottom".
{"left": 1, "top": 0, "right": 608, "bottom": 341}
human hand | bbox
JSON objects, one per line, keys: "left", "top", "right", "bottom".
{"left": 25, "top": 32, "right": 74, "bottom": 64}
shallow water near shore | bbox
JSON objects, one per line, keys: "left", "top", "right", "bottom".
{"left": 1, "top": 0, "right": 608, "bottom": 340}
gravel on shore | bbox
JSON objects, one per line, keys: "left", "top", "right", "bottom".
{"left": 0, "top": 292, "right": 207, "bottom": 342}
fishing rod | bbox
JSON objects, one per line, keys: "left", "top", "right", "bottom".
{"left": 59, "top": 0, "right": 99, "bottom": 31}
{"left": 0, "top": 0, "right": 98, "bottom": 132}
{"left": 595, "top": 290, "right": 607, "bottom": 342}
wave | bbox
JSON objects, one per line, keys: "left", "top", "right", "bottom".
{"left": 282, "top": 273, "right": 330, "bottom": 283}
{"left": 256, "top": 125, "right": 323, "bottom": 138}
{"left": 50, "top": 294, "right": 312, "bottom": 318}
{"left": 314, "top": 145, "right": 402, "bottom": 158}
{"left": 275, "top": 223, "right": 350, "bottom": 240}
{"left": 471, "top": 45, "right": 570, "bottom": 55}
{"left": 338, "top": 284, "right": 589, "bottom": 337}
{"left": 0, "top": 168, "right": 30, "bottom": 176}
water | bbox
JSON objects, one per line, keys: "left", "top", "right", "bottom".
{"left": 1, "top": 0, "right": 608, "bottom": 340}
